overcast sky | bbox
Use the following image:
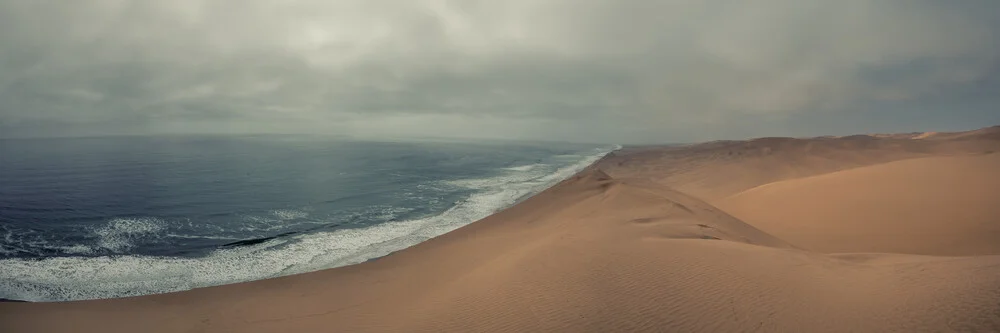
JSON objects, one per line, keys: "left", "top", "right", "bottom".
{"left": 1, "top": 0, "right": 998, "bottom": 143}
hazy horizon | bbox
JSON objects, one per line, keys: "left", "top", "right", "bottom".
{"left": 2, "top": 0, "right": 999, "bottom": 144}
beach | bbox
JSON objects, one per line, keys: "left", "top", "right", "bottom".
{"left": 2, "top": 126, "right": 999, "bottom": 332}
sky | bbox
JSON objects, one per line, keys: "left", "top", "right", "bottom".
{"left": 1, "top": 0, "right": 998, "bottom": 144}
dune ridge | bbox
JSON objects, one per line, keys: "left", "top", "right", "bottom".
{"left": 2, "top": 125, "right": 999, "bottom": 332}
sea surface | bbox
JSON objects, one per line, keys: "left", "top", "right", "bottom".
{"left": 0, "top": 135, "right": 618, "bottom": 301}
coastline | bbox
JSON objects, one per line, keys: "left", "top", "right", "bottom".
{"left": 0, "top": 144, "right": 622, "bottom": 303}
{"left": 2, "top": 127, "right": 998, "bottom": 332}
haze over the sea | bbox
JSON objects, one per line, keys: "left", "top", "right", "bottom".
{"left": 1, "top": 0, "right": 999, "bottom": 143}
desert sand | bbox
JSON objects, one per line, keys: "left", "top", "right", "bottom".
{"left": 2, "top": 126, "right": 999, "bottom": 332}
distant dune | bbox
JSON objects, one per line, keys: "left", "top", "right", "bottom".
{"left": 598, "top": 125, "right": 999, "bottom": 201}
{"left": 2, "top": 125, "right": 999, "bottom": 332}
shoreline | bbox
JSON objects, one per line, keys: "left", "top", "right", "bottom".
{"left": 0, "top": 144, "right": 622, "bottom": 303}
{"left": 2, "top": 126, "right": 998, "bottom": 332}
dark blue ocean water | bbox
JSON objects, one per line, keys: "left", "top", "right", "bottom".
{"left": 0, "top": 135, "right": 617, "bottom": 301}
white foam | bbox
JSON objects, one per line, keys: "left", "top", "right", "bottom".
{"left": 270, "top": 209, "right": 309, "bottom": 221}
{"left": 502, "top": 163, "right": 545, "bottom": 172}
{"left": 93, "top": 217, "right": 166, "bottom": 253}
{"left": 0, "top": 227, "right": 15, "bottom": 255}
{"left": 239, "top": 208, "right": 312, "bottom": 232}
{"left": 57, "top": 244, "right": 95, "bottom": 255}
{"left": 0, "top": 145, "right": 620, "bottom": 302}
{"left": 1, "top": 218, "right": 168, "bottom": 257}
{"left": 163, "top": 234, "right": 241, "bottom": 240}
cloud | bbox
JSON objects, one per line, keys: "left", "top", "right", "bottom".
{"left": 0, "top": 0, "right": 997, "bottom": 142}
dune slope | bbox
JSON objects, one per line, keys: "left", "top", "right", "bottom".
{"left": 718, "top": 153, "right": 1000, "bottom": 255}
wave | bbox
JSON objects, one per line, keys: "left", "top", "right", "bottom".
{"left": 0, "top": 208, "right": 321, "bottom": 258}
{"left": 0, "top": 145, "right": 620, "bottom": 302}
{"left": 238, "top": 209, "right": 313, "bottom": 233}
{"left": 0, "top": 226, "right": 18, "bottom": 256}
{"left": 502, "top": 163, "right": 545, "bottom": 172}
{"left": 219, "top": 232, "right": 298, "bottom": 248}
{"left": 0, "top": 219, "right": 167, "bottom": 257}
{"left": 270, "top": 209, "right": 309, "bottom": 221}
{"left": 93, "top": 217, "right": 167, "bottom": 253}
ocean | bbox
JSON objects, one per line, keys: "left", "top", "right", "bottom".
{"left": 0, "top": 135, "right": 618, "bottom": 302}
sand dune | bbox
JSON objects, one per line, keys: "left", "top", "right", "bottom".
{"left": 2, "top": 127, "right": 1000, "bottom": 332}
{"left": 596, "top": 136, "right": 933, "bottom": 201}
{"left": 923, "top": 125, "right": 1000, "bottom": 141}
{"left": 597, "top": 126, "right": 998, "bottom": 201}
{"left": 719, "top": 153, "right": 1000, "bottom": 255}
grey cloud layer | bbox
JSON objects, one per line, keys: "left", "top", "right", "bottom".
{"left": 1, "top": 0, "right": 997, "bottom": 141}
